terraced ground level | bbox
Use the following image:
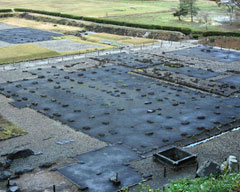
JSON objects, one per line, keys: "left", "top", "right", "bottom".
{"left": 0, "top": 18, "right": 240, "bottom": 192}
{"left": 1, "top": 0, "right": 237, "bottom": 31}
{"left": 0, "top": 18, "right": 159, "bottom": 65}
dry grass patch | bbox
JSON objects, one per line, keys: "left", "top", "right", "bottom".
{"left": 89, "top": 33, "right": 130, "bottom": 41}
{"left": 86, "top": 33, "right": 157, "bottom": 46}
{"left": 59, "top": 46, "right": 113, "bottom": 56}
{"left": 0, "top": 36, "right": 114, "bottom": 65}
{"left": 0, "top": 44, "right": 60, "bottom": 64}
{"left": 0, "top": 17, "right": 83, "bottom": 34}
{"left": 84, "top": 35, "right": 105, "bottom": 43}
{"left": 120, "top": 38, "right": 158, "bottom": 45}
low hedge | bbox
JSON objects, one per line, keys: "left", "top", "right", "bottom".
{"left": 192, "top": 34, "right": 202, "bottom": 39}
{"left": 14, "top": 8, "right": 240, "bottom": 37}
{"left": 0, "top": 9, "right": 12, "bottom": 13}
{"left": 202, "top": 31, "right": 240, "bottom": 37}
{"left": 14, "top": 8, "right": 192, "bottom": 35}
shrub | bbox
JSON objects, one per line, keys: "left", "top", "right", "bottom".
{"left": 0, "top": 9, "right": 12, "bottom": 13}
{"left": 123, "top": 172, "right": 240, "bottom": 192}
{"left": 209, "top": 37, "right": 215, "bottom": 43}
{"left": 192, "top": 34, "right": 201, "bottom": 39}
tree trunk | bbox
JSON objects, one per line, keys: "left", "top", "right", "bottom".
{"left": 230, "top": 6, "right": 234, "bottom": 25}
{"left": 190, "top": 0, "right": 193, "bottom": 22}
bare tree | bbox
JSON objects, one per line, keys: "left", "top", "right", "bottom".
{"left": 217, "top": 0, "right": 237, "bottom": 24}
{"left": 199, "top": 12, "right": 211, "bottom": 30}
{"left": 232, "top": 0, "right": 240, "bottom": 8}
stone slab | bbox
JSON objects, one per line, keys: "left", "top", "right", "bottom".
{"left": 59, "top": 145, "right": 141, "bottom": 192}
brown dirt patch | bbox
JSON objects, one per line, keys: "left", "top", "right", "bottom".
{"left": 14, "top": 170, "right": 79, "bottom": 192}
{"left": 200, "top": 36, "right": 240, "bottom": 50}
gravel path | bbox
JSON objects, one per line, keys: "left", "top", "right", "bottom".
{"left": 33, "top": 39, "right": 103, "bottom": 52}
{"left": 0, "top": 40, "right": 11, "bottom": 47}
{"left": 0, "top": 70, "right": 35, "bottom": 83}
{"left": 0, "top": 23, "right": 19, "bottom": 30}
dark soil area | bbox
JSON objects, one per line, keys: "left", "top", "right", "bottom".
{"left": 170, "top": 45, "right": 240, "bottom": 63}
{"left": 0, "top": 27, "right": 62, "bottom": 44}
{"left": 1, "top": 65, "right": 240, "bottom": 154}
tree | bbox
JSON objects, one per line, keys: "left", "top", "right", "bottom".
{"left": 173, "top": 1, "right": 188, "bottom": 21}
{"left": 217, "top": 0, "right": 240, "bottom": 8}
{"left": 202, "top": 12, "right": 211, "bottom": 30}
{"left": 197, "top": 12, "right": 211, "bottom": 30}
{"left": 173, "top": 0, "right": 199, "bottom": 22}
{"left": 230, "top": 0, "right": 240, "bottom": 8}
{"left": 187, "top": 0, "right": 199, "bottom": 22}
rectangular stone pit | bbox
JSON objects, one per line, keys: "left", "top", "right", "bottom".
{"left": 153, "top": 147, "right": 197, "bottom": 170}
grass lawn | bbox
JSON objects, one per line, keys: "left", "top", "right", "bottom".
{"left": 1, "top": 0, "right": 236, "bottom": 31}
{"left": 2, "top": 0, "right": 170, "bottom": 17}
{"left": 106, "top": 10, "right": 236, "bottom": 32}
{"left": 0, "top": 44, "right": 60, "bottom": 64}
{"left": 105, "top": 0, "right": 234, "bottom": 32}
{"left": 0, "top": 114, "right": 27, "bottom": 141}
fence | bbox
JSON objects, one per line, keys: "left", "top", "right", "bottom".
{"left": 0, "top": 41, "right": 190, "bottom": 72}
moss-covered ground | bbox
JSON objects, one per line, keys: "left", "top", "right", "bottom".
{"left": 0, "top": 114, "right": 27, "bottom": 141}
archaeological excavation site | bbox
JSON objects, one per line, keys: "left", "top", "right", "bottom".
{"left": 0, "top": 4, "right": 240, "bottom": 192}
